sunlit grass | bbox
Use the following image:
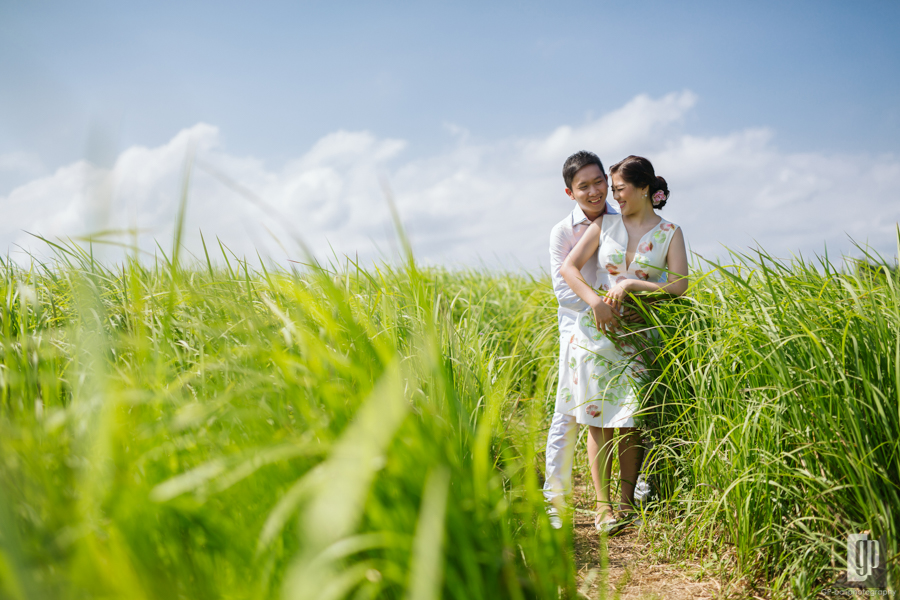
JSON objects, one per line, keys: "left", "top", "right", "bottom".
{"left": 0, "top": 239, "right": 571, "bottom": 599}
{"left": 641, "top": 242, "right": 899, "bottom": 596}
{"left": 0, "top": 232, "right": 897, "bottom": 599}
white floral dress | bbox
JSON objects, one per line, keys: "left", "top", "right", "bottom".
{"left": 554, "top": 214, "right": 680, "bottom": 427}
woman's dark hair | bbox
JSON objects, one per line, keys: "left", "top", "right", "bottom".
{"left": 562, "top": 150, "right": 605, "bottom": 189}
{"left": 608, "top": 155, "right": 669, "bottom": 209}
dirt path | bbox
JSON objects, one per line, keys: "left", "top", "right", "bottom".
{"left": 570, "top": 475, "right": 741, "bottom": 600}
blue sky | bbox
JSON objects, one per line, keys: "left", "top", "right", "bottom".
{"left": 1, "top": 0, "right": 898, "bottom": 267}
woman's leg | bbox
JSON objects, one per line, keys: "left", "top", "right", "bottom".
{"left": 616, "top": 427, "right": 644, "bottom": 514}
{"left": 587, "top": 426, "right": 615, "bottom": 521}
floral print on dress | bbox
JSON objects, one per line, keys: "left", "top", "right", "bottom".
{"left": 588, "top": 353, "right": 612, "bottom": 367}
{"left": 558, "top": 215, "right": 680, "bottom": 428}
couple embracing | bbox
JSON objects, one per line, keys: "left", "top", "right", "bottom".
{"left": 543, "top": 151, "right": 688, "bottom": 533}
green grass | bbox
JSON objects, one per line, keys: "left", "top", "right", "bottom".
{"left": 640, "top": 244, "right": 899, "bottom": 597}
{"left": 0, "top": 240, "right": 570, "bottom": 599}
{"left": 0, "top": 232, "right": 897, "bottom": 599}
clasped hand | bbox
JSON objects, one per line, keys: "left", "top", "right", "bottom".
{"left": 591, "top": 281, "right": 634, "bottom": 336}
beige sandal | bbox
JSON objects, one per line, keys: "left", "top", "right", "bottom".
{"left": 594, "top": 503, "right": 617, "bottom": 532}
{"left": 595, "top": 514, "right": 618, "bottom": 532}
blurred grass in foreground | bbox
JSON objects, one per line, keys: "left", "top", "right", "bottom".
{"left": 0, "top": 239, "right": 568, "bottom": 600}
{"left": 0, "top": 234, "right": 897, "bottom": 599}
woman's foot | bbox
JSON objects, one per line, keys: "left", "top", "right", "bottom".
{"left": 594, "top": 502, "right": 617, "bottom": 531}
{"left": 617, "top": 501, "right": 639, "bottom": 518}
{"left": 613, "top": 502, "right": 642, "bottom": 532}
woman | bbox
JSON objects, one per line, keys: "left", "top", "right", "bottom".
{"left": 559, "top": 155, "right": 688, "bottom": 531}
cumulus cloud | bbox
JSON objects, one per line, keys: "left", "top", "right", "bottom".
{"left": 2, "top": 91, "right": 898, "bottom": 271}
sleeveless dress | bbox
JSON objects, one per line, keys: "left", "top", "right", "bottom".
{"left": 554, "top": 214, "right": 680, "bottom": 428}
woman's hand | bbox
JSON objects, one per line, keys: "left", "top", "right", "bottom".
{"left": 603, "top": 279, "right": 633, "bottom": 313}
{"left": 591, "top": 298, "right": 617, "bottom": 336}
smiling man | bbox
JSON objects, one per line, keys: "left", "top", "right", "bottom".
{"left": 543, "top": 150, "right": 618, "bottom": 528}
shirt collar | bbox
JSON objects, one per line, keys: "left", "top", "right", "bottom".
{"left": 571, "top": 206, "right": 591, "bottom": 226}
{"left": 571, "top": 203, "right": 612, "bottom": 226}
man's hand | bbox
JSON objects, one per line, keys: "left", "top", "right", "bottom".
{"left": 619, "top": 295, "right": 663, "bottom": 324}
{"left": 619, "top": 305, "right": 643, "bottom": 324}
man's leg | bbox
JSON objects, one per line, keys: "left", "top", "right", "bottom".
{"left": 543, "top": 411, "right": 578, "bottom": 527}
{"left": 633, "top": 436, "right": 652, "bottom": 505}
{"left": 544, "top": 322, "right": 578, "bottom": 528}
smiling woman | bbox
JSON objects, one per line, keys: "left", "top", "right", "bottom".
{"left": 610, "top": 155, "right": 669, "bottom": 213}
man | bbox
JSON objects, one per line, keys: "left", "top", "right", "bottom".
{"left": 544, "top": 150, "right": 616, "bottom": 528}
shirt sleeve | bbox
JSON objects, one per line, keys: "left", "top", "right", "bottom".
{"left": 549, "top": 224, "right": 568, "bottom": 280}
{"left": 550, "top": 223, "right": 579, "bottom": 309}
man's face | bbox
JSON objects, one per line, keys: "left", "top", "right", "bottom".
{"left": 566, "top": 163, "right": 608, "bottom": 218}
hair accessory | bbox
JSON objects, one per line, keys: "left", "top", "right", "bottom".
{"left": 651, "top": 190, "right": 666, "bottom": 207}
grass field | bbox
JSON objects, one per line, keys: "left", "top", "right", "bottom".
{"left": 640, "top": 244, "right": 899, "bottom": 596}
{"left": 0, "top": 232, "right": 897, "bottom": 599}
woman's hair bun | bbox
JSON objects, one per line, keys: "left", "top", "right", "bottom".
{"left": 655, "top": 176, "right": 668, "bottom": 193}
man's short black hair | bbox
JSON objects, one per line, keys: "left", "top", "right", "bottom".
{"left": 562, "top": 150, "right": 605, "bottom": 189}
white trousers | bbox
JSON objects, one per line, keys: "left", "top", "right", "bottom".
{"left": 544, "top": 312, "right": 580, "bottom": 506}
{"left": 542, "top": 411, "right": 579, "bottom": 505}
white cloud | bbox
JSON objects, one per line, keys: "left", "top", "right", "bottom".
{"left": 523, "top": 91, "right": 698, "bottom": 164}
{"left": 2, "top": 92, "right": 898, "bottom": 271}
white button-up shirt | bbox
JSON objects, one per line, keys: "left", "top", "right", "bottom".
{"left": 549, "top": 202, "right": 618, "bottom": 327}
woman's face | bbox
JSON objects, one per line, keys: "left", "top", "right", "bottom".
{"left": 610, "top": 174, "right": 649, "bottom": 215}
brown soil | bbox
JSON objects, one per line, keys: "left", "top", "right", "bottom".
{"left": 571, "top": 475, "right": 748, "bottom": 600}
